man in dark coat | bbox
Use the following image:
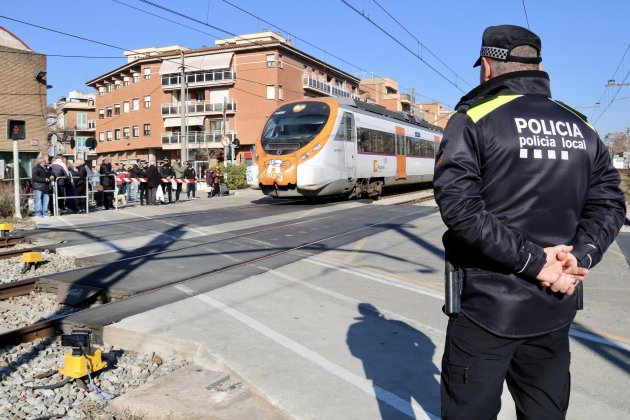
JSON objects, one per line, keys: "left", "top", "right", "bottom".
{"left": 145, "top": 160, "right": 161, "bottom": 205}
{"left": 99, "top": 157, "right": 115, "bottom": 210}
{"left": 159, "top": 157, "right": 174, "bottom": 204}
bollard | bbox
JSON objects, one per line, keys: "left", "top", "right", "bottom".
{"left": 22, "top": 251, "right": 43, "bottom": 273}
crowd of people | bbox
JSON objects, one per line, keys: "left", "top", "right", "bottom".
{"left": 29, "top": 155, "right": 225, "bottom": 217}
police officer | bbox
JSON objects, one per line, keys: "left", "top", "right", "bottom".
{"left": 434, "top": 25, "right": 626, "bottom": 419}
{"left": 159, "top": 157, "right": 174, "bottom": 204}
{"left": 136, "top": 161, "right": 148, "bottom": 206}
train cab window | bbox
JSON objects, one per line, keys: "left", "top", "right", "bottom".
{"left": 261, "top": 101, "right": 330, "bottom": 154}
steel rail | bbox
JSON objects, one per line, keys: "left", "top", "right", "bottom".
{"left": 0, "top": 278, "right": 37, "bottom": 299}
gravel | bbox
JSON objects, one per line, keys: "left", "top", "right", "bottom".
{"left": 0, "top": 249, "right": 80, "bottom": 285}
{"left": 0, "top": 232, "right": 189, "bottom": 419}
{"left": 0, "top": 338, "right": 188, "bottom": 419}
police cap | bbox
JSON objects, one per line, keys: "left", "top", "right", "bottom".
{"left": 473, "top": 24, "right": 541, "bottom": 67}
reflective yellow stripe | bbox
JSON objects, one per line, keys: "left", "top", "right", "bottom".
{"left": 466, "top": 95, "right": 523, "bottom": 123}
{"left": 553, "top": 100, "right": 596, "bottom": 132}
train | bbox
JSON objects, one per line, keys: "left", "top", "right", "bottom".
{"left": 251, "top": 97, "right": 443, "bottom": 199}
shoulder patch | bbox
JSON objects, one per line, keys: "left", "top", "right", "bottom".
{"left": 466, "top": 95, "right": 523, "bottom": 123}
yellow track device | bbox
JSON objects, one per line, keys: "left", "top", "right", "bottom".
{"left": 59, "top": 348, "right": 108, "bottom": 379}
{"left": 0, "top": 223, "right": 13, "bottom": 236}
{"left": 22, "top": 251, "right": 43, "bottom": 264}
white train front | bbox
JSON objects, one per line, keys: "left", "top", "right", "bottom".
{"left": 253, "top": 97, "right": 443, "bottom": 198}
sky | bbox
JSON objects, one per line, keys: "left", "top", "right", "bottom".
{"left": 1, "top": 0, "right": 628, "bottom": 136}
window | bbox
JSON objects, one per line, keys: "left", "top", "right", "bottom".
{"left": 266, "top": 85, "right": 275, "bottom": 100}
{"left": 99, "top": 132, "right": 105, "bottom": 142}
{"left": 132, "top": 98, "right": 139, "bottom": 111}
{"left": 76, "top": 113, "right": 88, "bottom": 129}
{"left": 106, "top": 83, "right": 112, "bottom": 93}
{"left": 123, "top": 127, "right": 130, "bottom": 138}
{"left": 143, "top": 67, "right": 151, "bottom": 79}
{"left": 88, "top": 99, "right": 95, "bottom": 107}
{"left": 143, "top": 123, "right": 151, "bottom": 136}
{"left": 266, "top": 54, "right": 275, "bottom": 68}
{"left": 123, "top": 76, "right": 130, "bottom": 87}
{"left": 114, "top": 81, "right": 121, "bottom": 90}
{"left": 114, "top": 129, "right": 121, "bottom": 140}
{"left": 107, "top": 131, "right": 113, "bottom": 141}
{"left": 98, "top": 109, "right": 105, "bottom": 119}
{"left": 106, "top": 108, "right": 112, "bottom": 118}
{"left": 114, "top": 104, "right": 121, "bottom": 116}
{"left": 98, "top": 87, "right": 105, "bottom": 96}
{"left": 133, "top": 125, "right": 140, "bottom": 137}
{"left": 278, "top": 85, "right": 283, "bottom": 101}
{"left": 123, "top": 101, "right": 129, "bottom": 113}
{"left": 88, "top": 120, "right": 96, "bottom": 129}
{"left": 133, "top": 73, "right": 140, "bottom": 83}
{"left": 195, "top": 91, "right": 204, "bottom": 101}
{"left": 144, "top": 95, "right": 151, "bottom": 109}
{"left": 210, "top": 119, "right": 222, "bottom": 131}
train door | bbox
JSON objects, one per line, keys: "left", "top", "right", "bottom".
{"left": 395, "top": 126, "right": 406, "bottom": 179}
{"left": 342, "top": 112, "right": 356, "bottom": 177}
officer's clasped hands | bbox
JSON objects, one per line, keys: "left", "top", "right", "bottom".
{"left": 538, "top": 245, "right": 589, "bottom": 295}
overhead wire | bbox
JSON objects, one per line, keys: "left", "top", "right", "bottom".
{"left": 339, "top": 0, "right": 466, "bottom": 94}
{"left": 218, "top": 0, "right": 447, "bottom": 103}
{"left": 1, "top": 5, "right": 449, "bottom": 134}
{"left": 521, "top": 0, "right": 531, "bottom": 29}
{"left": 371, "top": 0, "right": 473, "bottom": 89}
{"left": 591, "top": 44, "right": 630, "bottom": 124}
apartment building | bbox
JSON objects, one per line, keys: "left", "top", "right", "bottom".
{"left": 49, "top": 91, "right": 97, "bottom": 165}
{"left": 0, "top": 26, "right": 48, "bottom": 177}
{"left": 416, "top": 102, "right": 453, "bottom": 130}
{"left": 359, "top": 76, "right": 452, "bottom": 129}
{"left": 86, "top": 31, "right": 361, "bottom": 172}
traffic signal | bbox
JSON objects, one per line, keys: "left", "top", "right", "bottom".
{"left": 7, "top": 120, "right": 25, "bottom": 140}
{"left": 232, "top": 138, "right": 240, "bottom": 148}
{"left": 225, "top": 147, "right": 232, "bottom": 161}
{"left": 85, "top": 137, "right": 97, "bottom": 150}
{"left": 69, "top": 138, "right": 76, "bottom": 149}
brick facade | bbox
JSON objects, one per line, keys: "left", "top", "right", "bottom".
{"left": 0, "top": 27, "right": 48, "bottom": 176}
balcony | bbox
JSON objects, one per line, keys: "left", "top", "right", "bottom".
{"left": 302, "top": 74, "right": 356, "bottom": 99}
{"left": 161, "top": 130, "right": 236, "bottom": 150}
{"left": 161, "top": 99, "right": 236, "bottom": 117}
{"left": 161, "top": 69, "right": 235, "bottom": 90}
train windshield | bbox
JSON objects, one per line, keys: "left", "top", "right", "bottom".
{"left": 261, "top": 102, "right": 330, "bottom": 155}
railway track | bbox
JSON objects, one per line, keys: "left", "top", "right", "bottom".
{"left": 0, "top": 235, "right": 26, "bottom": 248}
{"left": 0, "top": 204, "right": 434, "bottom": 347}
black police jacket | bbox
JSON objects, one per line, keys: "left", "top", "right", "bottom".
{"left": 434, "top": 70, "right": 626, "bottom": 337}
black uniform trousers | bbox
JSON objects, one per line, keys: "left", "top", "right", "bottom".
{"left": 441, "top": 314, "right": 570, "bottom": 420}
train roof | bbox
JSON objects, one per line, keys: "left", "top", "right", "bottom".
{"left": 336, "top": 97, "right": 443, "bottom": 133}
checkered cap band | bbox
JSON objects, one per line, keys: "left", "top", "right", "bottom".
{"left": 480, "top": 46, "right": 509, "bottom": 61}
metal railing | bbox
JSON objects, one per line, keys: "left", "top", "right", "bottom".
{"left": 161, "top": 131, "right": 235, "bottom": 145}
{"left": 161, "top": 70, "right": 235, "bottom": 88}
{"left": 52, "top": 174, "right": 117, "bottom": 216}
{"left": 302, "top": 74, "right": 356, "bottom": 99}
{"left": 161, "top": 99, "right": 236, "bottom": 116}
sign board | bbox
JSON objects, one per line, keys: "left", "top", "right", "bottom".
{"left": 30, "top": 139, "right": 39, "bottom": 146}
{"left": 221, "top": 136, "right": 231, "bottom": 147}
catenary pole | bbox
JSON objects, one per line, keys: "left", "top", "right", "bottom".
{"left": 180, "top": 51, "right": 187, "bottom": 161}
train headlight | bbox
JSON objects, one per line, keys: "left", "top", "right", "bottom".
{"left": 312, "top": 144, "right": 321, "bottom": 152}
{"left": 300, "top": 152, "right": 310, "bottom": 161}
